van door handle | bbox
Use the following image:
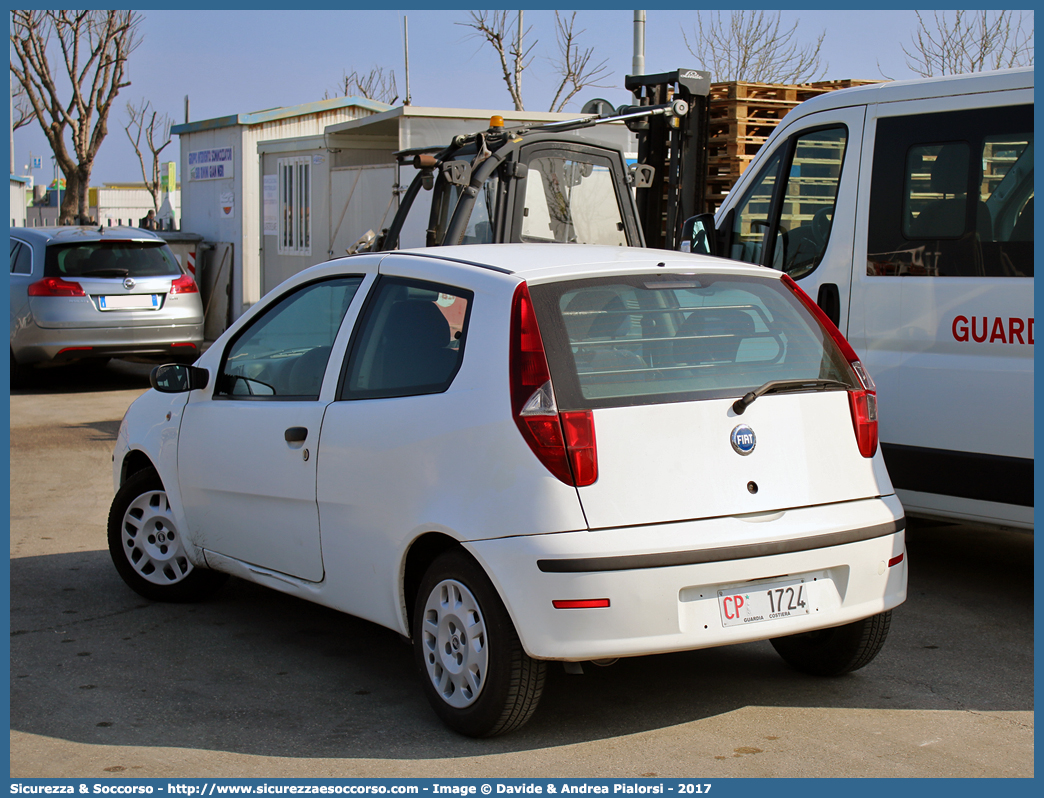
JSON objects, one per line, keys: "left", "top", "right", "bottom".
{"left": 284, "top": 427, "right": 308, "bottom": 443}
{"left": 817, "top": 283, "right": 841, "bottom": 328}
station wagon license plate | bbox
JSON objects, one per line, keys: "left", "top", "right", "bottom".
{"left": 718, "top": 578, "right": 814, "bottom": 627}
{"left": 98, "top": 294, "right": 160, "bottom": 310}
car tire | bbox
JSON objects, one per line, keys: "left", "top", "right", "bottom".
{"left": 413, "top": 549, "right": 545, "bottom": 737}
{"left": 770, "top": 610, "right": 892, "bottom": 677}
{"left": 107, "top": 468, "right": 227, "bottom": 602}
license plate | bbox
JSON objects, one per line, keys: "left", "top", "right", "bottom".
{"left": 718, "top": 578, "right": 814, "bottom": 627}
{"left": 98, "top": 294, "right": 160, "bottom": 310}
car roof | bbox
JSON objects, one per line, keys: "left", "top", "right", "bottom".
{"left": 397, "top": 243, "right": 776, "bottom": 283}
{"left": 9, "top": 226, "right": 165, "bottom": 245}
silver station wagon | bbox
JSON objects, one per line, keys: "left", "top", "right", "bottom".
{"left": 9, "top": 226, "right": 204, "bottom": 383}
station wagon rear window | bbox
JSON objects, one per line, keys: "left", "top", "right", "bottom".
{"left": 530, "top": 274, "right": 856, "bottom": 409}
{"left": 45, "top": 241, "right": 182, "bottom": 279}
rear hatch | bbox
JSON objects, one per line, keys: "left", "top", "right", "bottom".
{"left": 30, "top": 239, "right": 197, "bottom": 329}
{"left": 528, "top": 270, "right": 883, "bottom": 530}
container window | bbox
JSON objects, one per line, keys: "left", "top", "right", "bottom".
{"left": 278, "top": 156, "right": 312, "bottom": 256}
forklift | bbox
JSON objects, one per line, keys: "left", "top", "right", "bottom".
{"left": 369, "top": 69, "right": 711, "bottom": 253}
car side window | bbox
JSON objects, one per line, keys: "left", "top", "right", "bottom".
{"left": 340, "top": 277, "right": 472, "bottom": 400}
{"left": 215, "top": 277, "right": 362, "bottom": 400}
{"left": 10, "top": 242, "right": 32, "bottom": 275}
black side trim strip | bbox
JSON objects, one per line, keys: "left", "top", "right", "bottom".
{"left": 536, "top": 517, "right": 905, "bottom": 574}
{"left": 881, "top": 443, "right": 1033, "bottom": 508}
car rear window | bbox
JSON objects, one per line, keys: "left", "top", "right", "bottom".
{"left": 46, "top": 241, "right": 181, "bottom": 279}
{"left": 529, "top": 273, "right": 856, "bottom": 410}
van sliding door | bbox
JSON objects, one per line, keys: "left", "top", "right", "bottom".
{"left": 850, "top": 98, "right": 1033, "bottom": 524}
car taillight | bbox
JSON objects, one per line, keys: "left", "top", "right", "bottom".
{"left": 781, "top": 274, "right": 878, "bottom": 458}
{"left": 27, "top": 276, "right": 86, "bottom": 297}
{"left": 170, "top": 274, "right": 199, "bottom": 294}
{"left": 510, "top": 282, "right": 598, "bottom": 486}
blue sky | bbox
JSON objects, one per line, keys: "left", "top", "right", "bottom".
{"left": 8, "top": 9, "right": 1001, "bottom": 185}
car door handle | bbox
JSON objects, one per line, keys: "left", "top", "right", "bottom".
{"left": 284, "top": 427, "right": 308, "bottom": 443}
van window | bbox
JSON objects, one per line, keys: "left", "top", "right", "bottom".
{"left": 728, "top": 126, "right": 847, "bottom": 279}
{"left": 729, "top": 149, "right": 783, "bottom": 266}
{"left": 867, "top": 105, "right": 1032, "bottom": 277}
{"left": 530, "top": 274, "right": 856, "bottom": 410}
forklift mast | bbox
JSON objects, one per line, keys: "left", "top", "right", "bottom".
{"left": 623, "top": 69, "right": 711, "bottom": 250}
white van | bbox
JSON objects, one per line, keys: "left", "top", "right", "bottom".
{"left": 685, "top": 68, "right": 1033, "bottom": 530}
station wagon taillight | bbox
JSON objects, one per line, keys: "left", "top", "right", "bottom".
{"left": 781, "top": 274, "right": 878, "bottom": 458}
{"left": 27, "top": 276, "right": 86, "bottom": 297}
{"left": 170, "top": 274, "right": 199, "bottom": 294}
{"left": 510, "top": 281, "right": 598, "bottom": 486}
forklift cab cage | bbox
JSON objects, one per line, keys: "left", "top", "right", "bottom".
{"left": 375, "top": 78, "right": 708, "bottom": 253}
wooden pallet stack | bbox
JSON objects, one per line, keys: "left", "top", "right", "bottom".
{"left": 703, "top": 79, "right": 880, "bottom": 213}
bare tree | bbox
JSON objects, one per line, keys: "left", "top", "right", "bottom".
{"left": 547, "top": 12, "right": 612, "bottom": 112}
{"left": 682, "top": 11, "right": 827, "bottom": 84}
{"left": 124, "top": 99, "right": 173, "bottom": 215}
{"left": 10, "top": 10, "right": 141, "bottom": 224}
{"left": 459, "top": 10, "right": 533, "bottom": 111}
{"left": 326, "top": 66, "right": 399, "bottom": 105}
{"left": 459, "top": 11, "right": 610, "bottom": 112}
{"left": 11, "top": 78, "right": 35, "bottom": 130}
{"left": 901, "top": 11, "right": 1034, "bottom": 77}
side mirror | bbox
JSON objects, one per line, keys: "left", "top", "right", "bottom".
{"left": 151, "top": 363, "right": 210, "bottom": 393}
{"left": 679, "top": 213, "right": 718, "bottom": 256}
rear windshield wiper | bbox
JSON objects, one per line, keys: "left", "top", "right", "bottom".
{"left": 733, "top": 379, "right": 849, "bottom": 415}
{"left": 79, "top": 268, "right": 130, "bottom": 278}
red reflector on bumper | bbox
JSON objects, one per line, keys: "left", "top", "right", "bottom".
{"left": 888, "top": 553, "right": 905, "bottom": 567}
{"left": 552, "top": 599, "right": 610, "bottom": 609}
{"left": 171, "top": 342, "right": 198, "bottom": 348}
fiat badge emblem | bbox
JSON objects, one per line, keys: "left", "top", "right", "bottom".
{"left": 730, "top": 424, "right": 756, "bottom": 455}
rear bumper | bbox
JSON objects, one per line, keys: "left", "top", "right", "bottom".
{"left": 466, "top": 494, "right": 907, "bottom": 661}
{"left": 13, "top": 321, "right": 204, "bottom": 364}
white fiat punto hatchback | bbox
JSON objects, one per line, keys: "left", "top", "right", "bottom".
{"left": 109, "top": 244, "right": 907, "bottom": 736}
